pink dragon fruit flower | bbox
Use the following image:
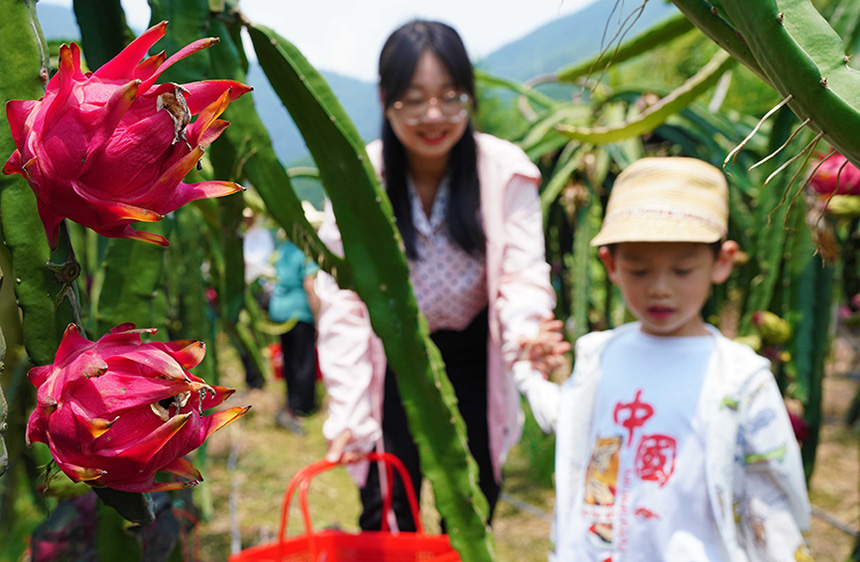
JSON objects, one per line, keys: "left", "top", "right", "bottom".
{"left": 810, "top": 153, "right": 860, "bottom": 196}
{"left": 2, "top": 21, "right": 252, "bottom": 248}
{"left": 26, "top": 323, "right": 250, "bottom": 493}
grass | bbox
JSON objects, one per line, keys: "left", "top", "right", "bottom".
{"left": 189, "top": 338, "right": 857, "bottom": 561}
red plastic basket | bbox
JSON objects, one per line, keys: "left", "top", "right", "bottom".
{"left": 229, "top": 452, "right": 461, "bottom": 562}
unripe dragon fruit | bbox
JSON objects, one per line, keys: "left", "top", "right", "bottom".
{"left": 2, "top": 21, "right": 251, "bottom": 248}
{"left": 751, "top": 311, "right": 792, "bottom": 346}
{"left": 26, "top": 323, "right": 249, "bottom": 493}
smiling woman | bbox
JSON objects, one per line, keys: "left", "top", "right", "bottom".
{"left": 313, "top": 19, "right": 561, "bottom": 534}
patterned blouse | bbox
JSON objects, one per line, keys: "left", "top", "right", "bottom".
{"left": 406, "top": 176, "right": 488, "bottom": 333}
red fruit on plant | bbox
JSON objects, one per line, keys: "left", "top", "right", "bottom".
{"left": 26, "top": 323, "right": 249, "bottom": 493}
{"left": 2, "top": 21, "right": 252, "bottom": 248}
{"left": 810, "top": 153, "right": 860, "bottom": 196}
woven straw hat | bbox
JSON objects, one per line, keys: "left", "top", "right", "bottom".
{"left": 590, "top": 157, "right": 728, "bottom": 247}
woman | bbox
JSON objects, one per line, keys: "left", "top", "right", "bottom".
{"left": 315, "top": 19, "right": 556, "bottom": 531}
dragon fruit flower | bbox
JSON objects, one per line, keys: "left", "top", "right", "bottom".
{"left": 2, "top": 21, "right": 252, "bottom": 248}
{"left": 26, "top": 323, "right": 250, "bottom": 493}
{"left": 810, "top": 153, "right": 860, "bottom": 196}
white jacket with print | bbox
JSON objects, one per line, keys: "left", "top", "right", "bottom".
{"left": 536, "top": 323, "right": 811, "bottom": 561}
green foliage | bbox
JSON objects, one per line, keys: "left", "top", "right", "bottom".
{"left": 248, "top": 24, "right": 495, "bottom": 561}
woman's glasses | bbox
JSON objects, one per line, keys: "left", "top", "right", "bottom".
{"left": 391, "top": 91, "right": 471, "bottom": 125}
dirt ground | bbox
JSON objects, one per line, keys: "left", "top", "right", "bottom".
{"left": 197, "top": 335, "right": 860, "bottom": 561}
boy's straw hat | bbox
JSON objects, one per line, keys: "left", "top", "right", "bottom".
{"left": 590, "top": 157, "right": 728, "bottom": 247}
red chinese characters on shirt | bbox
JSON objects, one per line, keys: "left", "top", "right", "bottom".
{"left": 613, "top": 389, "right": 654, "bottom": 448}
{"left": 613, "top": 390, "right": 677, "bottom": 487}
{"left": 635, "top": 434, "right": 676, "bottom": 487}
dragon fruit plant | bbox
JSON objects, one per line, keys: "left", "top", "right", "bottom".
{"left": 2, "top": 21, "right": 252, "bottom": 248}
{"left": 26, "top": 323, "right": 249, "bottom": 493}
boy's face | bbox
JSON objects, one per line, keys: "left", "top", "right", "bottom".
{"left": 599, "top": 241, "right": 737, "bottom": 338}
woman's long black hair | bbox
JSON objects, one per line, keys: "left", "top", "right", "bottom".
{"left": 378, "top": 20, "right": 484, "bottom": 260}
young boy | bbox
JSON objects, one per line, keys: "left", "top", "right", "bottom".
{"left": 516, "top": 157, "right": 811, "bottom": 561}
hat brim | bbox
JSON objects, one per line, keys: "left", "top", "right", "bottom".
{"left": 590, "top": 215, "right": 723, "bottom": 246}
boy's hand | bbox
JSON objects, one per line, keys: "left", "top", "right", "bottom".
{"left": 519, "top": 317, "right": 572, "bottom": 379}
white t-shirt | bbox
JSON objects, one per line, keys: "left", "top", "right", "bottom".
{"left": 559, "top": 329, "right": 727, "bottom": 561}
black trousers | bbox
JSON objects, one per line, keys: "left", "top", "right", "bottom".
{"left": 359, "top": 308, "right": 499, "bottom": 531}
{"left": 280, "top": 320, "right": 317, "bottom": 415}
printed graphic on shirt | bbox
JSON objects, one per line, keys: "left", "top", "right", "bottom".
{"left": 613, "top": 389, "right": 654, "bottom": 447}
{"left": 583, "top": 436, "right": 622, "bottom": 548}
{"left": 634, "top": 506, "right": 660, "bottom": 520}
{"left": 635, "top": 434, "right": 677, "bottom": 487}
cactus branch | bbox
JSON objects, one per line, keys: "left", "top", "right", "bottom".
{"left": 669, "top": 0, "right": 769, "bottom": 83}
{"left": 706, "top": 0, "right": 860, "bottom": 168}
{"left": 749, "top": 117, "right": 811, "bottom": 171}
{"left": 558, "top": 50, "right": 733, "bottom": 144}
{"left": 723, "top": 94, "right": 793, "bottom": 170}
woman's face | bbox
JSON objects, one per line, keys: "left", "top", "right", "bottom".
{"left": 385, "top": 51, "right": 470, "bottom": 170}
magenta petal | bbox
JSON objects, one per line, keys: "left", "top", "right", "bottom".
{"left": 46, "top": 42, "right": 85, "bottom": 95}
{"left": 159, "top": 456, "right": 202, "bottom": 482}
{"left": 44, "top": 44, "right": 83, "bottom": 124}
{"left": 99, "top": 412, "right": 190, "bottom": 460}
{"left": 35, "top": 196, "right": 66, "bottom": 251}
{"left": 28, "top": 365, "right": 54, "bottom": 390}
{"left": 163, "top": 180, "right": 244, "bottom": 212}
{"left": 174, "top": 80, "right": 253, "bottom": 113}
{"left": 80, "top": 80, "right": 141, "bottom": 175}
{"left": 70, "top": 181, "right": 163, "bottom": 224}
{"left": 133, "top": 51, "right": 166, "bottom": 81}
{"left": 151, "top": 340, "right": 206, "bottom": 369}
{"left": 93, "top": 22, "right": 168, "bottom": 82}
{"left": 109, "top": 322, "right": 141, "bottom": 335}
{"left": 54, "top": 324, "right": 96, "bottom": 366}
{"left": 192, "top": 119, "right": 229, "bottom": 149}
{"left": 201, "top": 385, "right": 236, "bottom": 410}
{"left": 6, "top": 99, "right": 38, "bottom": 150}
{"left": 138, "top": 37, "right": 220, "bottom": 92}
{"left": 110, "top": 348, "right": 189, "bottom": 381}
{"left": 91, "top": 224, "right": 170, "bottom": 247}
{"left": 2, "top": 150, "right": 23, "bottom": 176}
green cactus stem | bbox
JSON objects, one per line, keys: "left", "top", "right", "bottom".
{"left": 72, "top": 0, "right": 135, "bottom": 69}
{"left": 91, "top": 226, "right": 170, "bottom": 339}
{"left": 558, "top": 50, "right": 734, "bottom": 144}
{"left": 0, "top": 312, "right": 7, "bottom": 478}
{"left": 668, "top": 0, "right": 768, "bottom": 83}
{"left": 674, "top": 0, "right": 860, "bottom": 169}
{"left": 248, "top": 24, "right": 494, "bottom": 562}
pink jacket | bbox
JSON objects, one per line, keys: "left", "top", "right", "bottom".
{"left": 315, "top": 132, "right": 555, "bottom": 485}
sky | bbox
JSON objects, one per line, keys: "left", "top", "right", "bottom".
{"left": 41, "top": 0, "right": 598, "bottom": 82}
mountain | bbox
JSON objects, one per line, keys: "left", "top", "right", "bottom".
{"left": 478, "top": 0, "right": 679, "bottom": 81}
{"left": 35, "top": 0, "right": 680, "bottom": 166}
{"left": 244, "top": 63, "right": 381, "bottom": 167}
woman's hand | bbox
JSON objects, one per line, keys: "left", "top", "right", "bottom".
{"left": 325, "top": 429, "right": 364, "bottom": 464}
{"left": 518, "top": 317, "right": 572, "bottom": 379}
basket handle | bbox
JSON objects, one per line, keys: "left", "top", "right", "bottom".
{"left": 277, "top": 452, "right": 425, "bottom": 553}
